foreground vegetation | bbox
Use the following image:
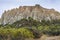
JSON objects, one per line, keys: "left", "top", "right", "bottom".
{"left": 0, "top": 25, "right": 60, "bottom": 40}
{"left": 0, "top": 17, "right": 60, "bottom": 40}
{"left": 0, "top": 28, "right": 34, "bottom": 40}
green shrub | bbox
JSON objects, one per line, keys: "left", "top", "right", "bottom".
{"left": 17, "top": 28, "right": 34, "bottom": 38}
{"left": 0, "top": 28, "right": 34, "bottom": 40}
{"left": 38, "top": 25, "right": 60, "bottom": 36}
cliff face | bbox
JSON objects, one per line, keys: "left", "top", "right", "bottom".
{"left": 1, "top": 4, "right": 60, "bottom": 25}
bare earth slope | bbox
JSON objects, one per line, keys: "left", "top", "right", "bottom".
{"left": 25, "top": 36, "right": 60, "bottom": 40}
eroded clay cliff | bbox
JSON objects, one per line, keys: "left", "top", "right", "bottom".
{"left": 1, "top": 4, "right": 60, "bottom": 25}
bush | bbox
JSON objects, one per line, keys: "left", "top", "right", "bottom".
{"left": 0, "top": 28, "right": 34, "bottom": 40}
{"left": 37, "top": 25, "right": 60, "bottom": 36}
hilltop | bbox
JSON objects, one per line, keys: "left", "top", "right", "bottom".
{"left": 1, "top": 4, "right": 60, "bottom": 25}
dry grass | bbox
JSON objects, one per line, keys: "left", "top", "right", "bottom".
{"left": 45, "top": 36, "right": 60, "bottom": 40}
{"left": 40, "top": 35, "right": 47, "bottom": 40}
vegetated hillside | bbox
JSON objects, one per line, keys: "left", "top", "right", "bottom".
{"left": 0, "top": 4, "right": 60, "bottom": 40}
{"left": 1, "top": 4, "right": 60, "bottom": 25}
{"left": 0, "top": 18, "right": 60, "bottom": 40}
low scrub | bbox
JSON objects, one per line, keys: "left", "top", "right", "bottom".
{"left": 0, "top": 28, "right": 34, "bottom": 40}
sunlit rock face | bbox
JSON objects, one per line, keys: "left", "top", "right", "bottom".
{"left": 1, "top": 4, "right": 60, "bottom": 25}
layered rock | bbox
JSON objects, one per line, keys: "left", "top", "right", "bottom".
{"left": 1, "top": 4, "right": 60, "bottom": 25}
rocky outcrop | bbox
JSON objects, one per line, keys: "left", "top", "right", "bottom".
{"left": 1, "top": 4, "right": 60, "bottom": 25}
{"left": 0, "top": 19, "right": 1, "bottom": 24}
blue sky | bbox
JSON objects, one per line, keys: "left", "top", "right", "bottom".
{"left": 0, "top": 0, "right": 60, "bottom": 17}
